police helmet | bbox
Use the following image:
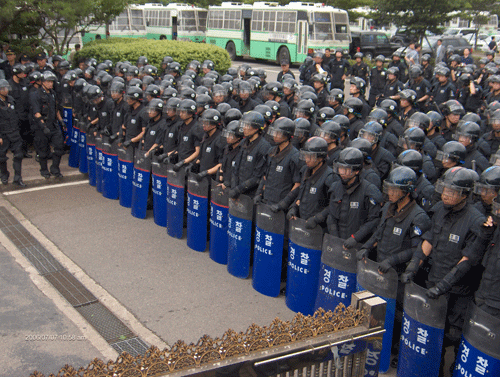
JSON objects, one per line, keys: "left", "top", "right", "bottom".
{"left": 268, "top": 117, "right": 295, "bottom": 139}
{"left": 240, "top": 110, "right": 265, "bottom": 131}
{"left": 435, "top": 167, "right": 477, "bottom": 196}
{"left": 216, "top": 103, "right": 232, "bottom": 119}
{"left": 436, "top": 141, "right": 466, "bottom": 164}
{"left": 196, "top": 94, "right": 213, "bottom": 111}
{"left": 399, "top": 89, "right": 417, "bottom": 104}
{"left": 328, "top": 88, "right": 344, "bottom": 104}
{"left": 383, "top": 166, "right": 417, "bottom": 194}
{"left": 145, "top": 84, "right": 161, "bottom": 98}
{"left": 178, "top": 99, "right": 197, "bottom": 115}
{"left": 343, "top": 97, "right": 363, "bottom": 118}
{"left": 474, "top": 166, "right": 500, "bottom": 195}
{"left": 441, "top": 100, "right": 465, "bottom": 116}
{"left": 224, "top": 108, "right": 242, "bottom": 124}
{"left": 42, "top": 71, "right": 57, "bottom": 82}
{"left": 380, "top": 99, "right": 398, "bottom": 116}
{"left": 147, "top": 98, "right": 164, "bottom": 114}
{"left": 367, "top": 108, "right": 388, "bottom": 127}
{"left": 358, "top": 121, "right": 383, "bottom": 144}
{"left": 315, "top": 121, "right": 341, "bottom": 142}
{"left": 294, "top": 118, "right": 311, "bottom": 138}
{"left": 201, "top": 109, "right": 222, "bottom": 127}
{"left": 294, "top": 99, "right": 316, "bottom": 118}
{"left": 453, "top": 121, "right": 481, "bottom": 143}
{"left": 334, "top": 147, "right": 364, "bottom": 173}
{"left": 166, "top": 97, "right": 181, "bottom": 112}
{"left": 254, "top": 105, "right": 273, "bottom": 124}
{"left": 222, "top": 120, "right": 244, "bottom": 139}
{"left": 300, "top": 137, "right": 328, "bottom": 160}
{"left": 318, "top": 107, "right": 336, "bottom": 122}
{"left": 406, "top": 112, "right": 431, "bottom": 132}
{"left": 161, "top": 87, "right": 178, "bottom": 101}
{"left": 332, "top": 114, "right": 350, "bottom": 133}
{"left": 398, "top": 127, "right": 425, "bottom": 150}
{"left": 396, "top": 149, "right": 423, "bottom": 173}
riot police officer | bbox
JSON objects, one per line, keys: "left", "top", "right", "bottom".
{"left": 229, "top": 111, "right": 271, "bottom": 199}
{"left": 349, "top": 137, "right": 381, "bottom": 189}
{"left": 440, "top": 100, "right": 465, "bottom": 142}
{"left": 31, "top": 71, "right": 65, "bottom": 178}
{"left": 170, "top": 99, "right": 203, "bottom": 172}
{"left": 8, "top": 64, "right": 31, "bottom": 158}
{"left": 369, "top": 55, "right": 387, "bottom": 108}
{"left": 191, "top": 109, "right": 225, "bottom": 181}
{"left": 327, "top": 89, "right": 344, "bottom": 115}
{"left": 256, "top": 117, "right": 300, "bottom": 211}
{"left": 315, "top": 120, "right": 343, "bottom": 166}
{"left": 322, "top": 147, "right": 382, "bottom": 246}
{"left": 395, "top": 149, "right": 435, "bottom": 213}
{"left": 380, "top": 67, "right": 404, "bottom": 103}
{"left": 431, "top": 67, "right": 456, "bottom": 106}
{"left": 398, "top": 126, "right": 437, "bottom": 183}
{"left": 349, "top": 52, "right": 369, "bottom": 81}
{"left": 287, "top": 137, "right": 336, "bottom": 224}
{"left": 349, "top": 77, "right": 370, "bottom": 119}
{"left": 358, "top": 121, "right": 395, "bottom": 180}
{"left": 380, "top": 99, "right": 404, "bottom": 138}
{"left": 406, "top": 65, "right": 431, "bottom": 110}
{"left": 311, "top": 74, "right": 329, "bottom": 109}
{"left": 358, "top": 166, "right": 431, "bottom": 366}
{"left": 398, "top": 89, "right": 417, "bottom": 126}
{"left": 123, "top": 86, "right": 147, "bottom": 149}
{"left": 473, "top": 166, "right": 500, "bottom": 217}
{"left": 142, "top": 98, "right": 166, "bottom": 157}
{"left": 367, "top": 107, "right": 398, "bottom": 156}
{"left": 0, "top": 79, "right": 25, "bottom": 186}
{"left": 343, "top": 97, "right": 364, "bottom": 140}
{"left": 219, "top": 120, "right": 243, "bottom": 190}
{"left": 402, "top": 167, "right": 487, "bottom": 376}
{"left": 453, "top": 121, "right": 489, "bottom": 175}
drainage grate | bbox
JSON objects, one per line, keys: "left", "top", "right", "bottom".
{"left": 76, "top": 302, "right": 135, "bottom": 344}
{"left": 43, "top": 270, "right": 98, "bottom": 307}
{"left": 0, "top": 206, "right": 149, "bottom": 355}
{"left": 111, "top": 337, "right": 150, "bottom": 357}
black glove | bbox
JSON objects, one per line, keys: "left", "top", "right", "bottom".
{"left": 43, "top": 126, "right": 51, "bottom": 136}
{"left": 253, "top": 194, "right": 263, "bottom": 205}
{"left": 269, "top": 201, "right": 287, "bottom": 213}
{"left": 195, "top": 171, "right": 208, "bottom": 182}
{"left": 168, "top": 154, "right": 179, "bottom": 164}
{"left": 286, "top": 206, "right": 298, "bottom": 220}
{"left": 343, "top": 236, "right": 357, "bottom": 249}
{"left": 109, "top": 134, "right": 119, "bottom": 143}
{"left": 228, "top": 187, "right": 241, "bottom": 199}
{"left": 378, "top": 259, "right": 393, "bottom": 274}
{"left": 158, "top": 153, "right": 169, "bottom": 163}
{"left": 154, "top": 147, "right": 164, "bottom": 156}
{"left": 102, "top": 127, "right": 111, "bottom": 137}
{"left": 190, "top": 164, "right": 200, "bottom": 174}
{"left": 401, "top": 271, "right": 416, "bottom": 284}
{"left": 356, "top": 249, "right": 369, "bottom": 261}
{"left": 305, "top": 217, "right": 317, "bottom": 229}
{"left": 173, "top": 160, "right": 185, "bottom": 172}
{"left": 123, "top": 140, "right": 132, "bottom": 148}
{"left": 426, "top": 285, "right": 446, "bottom": 299}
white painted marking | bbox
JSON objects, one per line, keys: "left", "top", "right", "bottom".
{"left": 3, "top": 180, "right": 88, "bottom": 196}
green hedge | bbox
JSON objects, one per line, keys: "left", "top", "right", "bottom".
{"left": 74, "top": 38, "right": 232, "bottom": 74}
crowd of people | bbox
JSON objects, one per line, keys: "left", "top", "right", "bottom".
{"left": 1, "top": 44, "right": 500, "bottom": 374}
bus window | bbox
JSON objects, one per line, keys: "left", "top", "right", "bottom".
{"left": 180, "top": 10, "right": 197, "bottom": 32}
{"left": 263, "top": 10, "right": 276, "bottom": 32}
{"left": 252, "top": 10, "right": 263, "bottom": 31}
{"left": 276, "top": 11, "right": 296, "bottom": 33}
{"left": 198, "top": 10, "right": 208, "bottom": 31}
{"left": 334, "top": 12, "right": 349, "bottom": 40}
{"left": 312, "top": 12, "right": 333, "bottom": 40}
{"left": 112, "top": 11, "right": 130, "bottom": 31}
{"left": 131, "top": 9, "right": 145, "bottom": 30}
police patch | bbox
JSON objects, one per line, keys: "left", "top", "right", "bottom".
{"left": 414, "top": 226, "right": 422, "bottom": 235}
{"left": 369, "top": 198, "right": 377, "bottom": 205}
{"left": 206, "top": 147, "right": 212, "bottom": 152}
{"left": 183, "top": 136, "right": 189, "bottom": 142}
{"left": 116, "top": 112, "right": 121, "bottom": 117}
{"left": 247, "top": 155, "right": 253, "bottom": 162}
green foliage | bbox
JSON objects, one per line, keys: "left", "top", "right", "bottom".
{"left": 372, "top": 0, "right": 464, "bottom": 40}
{"left": 74, "top": 38, "right": 232, "bottom": 73}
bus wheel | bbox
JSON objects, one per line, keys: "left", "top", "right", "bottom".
{"left": 277, "top": 46, "right": 290, "bottom": 66}
{"left": 226, "top": 41, "right": 237, "bottom": 60}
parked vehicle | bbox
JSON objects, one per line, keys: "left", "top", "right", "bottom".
{"left": 349, "top": 31, "right": 399, "bottom": 60}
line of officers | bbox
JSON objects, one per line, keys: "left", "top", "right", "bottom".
{"left": 4, "top": 53, "right": 500, "bottom": 371}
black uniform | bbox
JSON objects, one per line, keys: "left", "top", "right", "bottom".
{"left": 295, "top": 163, "right": 336, "bottom": 220}
{"left": 432, "top": 81, "right": 456, "bottom": 106}
{"left": 329, "top": 58, "right": 350, "bottom": 89}
{"left": 388, "top": 60, "right": 408, "bottom": 83}
{"left": 30, "top": 86, "right": 65, "bottom": 176}
{"left": 260, "top": 143, "right": 301, "bottom": 205}
{"left": 368, "top": 67, "right": 387, "bottom": 107}
{"left": 220, "top": 142, "right": 241, "bottom": 188}
{"left": 123, "top": 104, "right": 147, "bottom": 148}
{"left": 142, "top": 117, "right": 166, "bottom": 152}
{"left": 163, "top": 116, "right": 182, "bottom": 154}
{"left": 415, "top": 174, "right": 435, "bottom": 213}
{"left": 381, "top": 80, "right": 404, "bottom": 102}
{"left": 463, "top": 145, "right": 489, "bottom": 175}
{"left": 349, "top": 62, "right": 369, "bottom": 81}
{"left": 231, "top": 135, "right": 271, "bottom": 197}
{"left": 176, "top": 118, "right": 203, "bottom": 162}
{"left": 0, "top": 95, "right": 23, "bottom": 181}
{"left": 325, "top": 178, "right": 383, "bottom": 244}
{"left": 424, "top": 201, "right": 486, "bottom": 352}
{"left": 475, "top": 227, "right": 500, "bottom": 316}
{"left": 8, "top": 78, "right": 30, "bottom": 152}
{"left": 372, "top": 145, "right": 396, "bottom": 180}
{"left": 198, "top": 129, "right": 225, "bottom": 175}
{"left": 110, "top": 98, "right": 128, "bottom": 137}
{"left": 386, "top": 117, "right": 404, "bottom": 138}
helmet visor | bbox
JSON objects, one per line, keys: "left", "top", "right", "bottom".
{"left": 473, "top": 182, "right": 499, "bottom": 196}
{"left": 358, "top": 129, "right": 379, "bottom": 144}
{"left": 299, "top": 150, "right": 324, "bottom": 161}
{"left": 435, "top": 180, "right": 469, "bottom": 197}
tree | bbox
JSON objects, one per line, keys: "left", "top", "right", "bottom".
{"left": 326, "top": 0, "right": 374, "bottom": 24}
{"left": 372, "top": 0, "right": 465, "bottom": 42}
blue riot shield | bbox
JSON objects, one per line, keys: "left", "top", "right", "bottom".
{"left": 166, "top": 163, "right": 186, "bottom": 239}
{"left": 101, "top": 139, "right": 119, "bottom": 200}
{"left": 86, "top": 132, "right": 96, "bottom": 186}
{"left": 285, "top": 218, "right": 324, "bottom": 315}
{"left": 65, "top": 108, "right": 79, "bottom": 168}
{"left": 118, "top": 146, "right": 134, "bottom": 208}
{"left": 227, "top": 194, "right": 254, "bottom": 279}
{"left": 78, "top": 122, "right": 88, "bottom": 174}
{"left": 151, "top": 156, "right": 168, "bottom": 227}
{"left": 314, "top": 234, "right": 358, "bottom": 312}
{"left": 252, "top": 203, "right": 285, "bottom": 297}
{"left": 452, "top": 303, "right": 500, "bottom": 377}
{"left": 186, "top": 173, "right": 210, "bottom": 252}
{"left": 397, "top": 282, "right": 447, "bottom": 377}
{"left": 95, "top": 136, "right": 103, "bottom": 193}
{"left": 131, "top": 150, "right": 151, "bottom": 219}
{"left": 62, "top": 106, "right": 72, "bottom": 148}
{"left": 357, "top": 258, "right": 398, "bottom": 374}
{"left": 209, "top": 182, "right": 229, "bottom": 264}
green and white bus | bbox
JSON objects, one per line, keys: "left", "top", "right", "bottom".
{"left": 141, "top": 3, "right": 208, "bottom": 42}
{"left": 82, "top": 3, "right": 207, "bottom": 43}
{"left": 206, "top": 1, "right": 351, "bottom": 64}
{"left": 82, "top": 6, "right": 147, "bottom": 42}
